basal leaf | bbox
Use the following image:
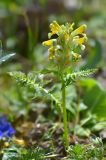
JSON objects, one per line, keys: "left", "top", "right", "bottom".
{"left": 80, "top": 78, "right": 106, "bottom": 120}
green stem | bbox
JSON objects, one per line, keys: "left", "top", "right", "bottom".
{"left": 62, "top": 80, "right": 69, "bottom": 149}
{"left": 22, "top": 11, "right": 34, "bottom": 58}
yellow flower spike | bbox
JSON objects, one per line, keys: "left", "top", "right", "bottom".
{"left": 42, "top": 39, "right": 53, "bottom": 46}
{"left": 71, "top": 24, "right": 87, "bottom": 36}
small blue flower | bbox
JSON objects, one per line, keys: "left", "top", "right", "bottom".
{"left": 0, "top": 116, "right": 15, "bottom": 139}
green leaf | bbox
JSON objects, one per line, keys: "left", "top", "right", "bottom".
{"left": 0, "top": 40, "right": 15, "bottom": 64}
{"left": 74, "top": 125, "right": 91, "bottom": 137}
{"left": 0, "top": 53, "right": 15, "bottom": 64}
{"left": 9, "top": 71, "right": 60, "bottom": 106}
{"left": 64, "top": 69, "right": 97, "bottom": 87}
{"left": 92, "top": 122, "right": 106, "bottom": 132}
{"left": 80, "top": 78, "right": 106, "bottom": 120}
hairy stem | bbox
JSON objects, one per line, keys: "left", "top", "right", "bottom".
{"left": 62, "top": 81, "right": 69, "bottom": 149}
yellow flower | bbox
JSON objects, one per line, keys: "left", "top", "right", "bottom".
{"left": 73, "top": 36, "right": 87, "bottom": 45}
{"left": 13, "top": 138, "right": 26, "bottom": 146}
{"left": 42, "top": 39, "right": 53, "bottom": 46}
{"left": 48, "top": 21, "right": 60, "bottom": 38}
{"left": 48, "top": 47, "right": 56, "bottom": 60}
{"left": 4, "top": 142, "right": 9, "bottom": 147}
{"left": 73, "top": 53, "right": 81, "bottom": 59}
{"left": 71, "top": 24, "right": 87, "bottom": 36}
{"left": 71, "top": 51, "right": 81, "bottom": 60}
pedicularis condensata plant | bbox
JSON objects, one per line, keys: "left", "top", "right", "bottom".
{"left": 10, "top": 21, "right": 97, "bottom": 150}
{"left": 42, "top": 21, "right": 96, "bottom": 149}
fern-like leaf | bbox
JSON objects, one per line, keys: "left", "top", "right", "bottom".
{"left": 64, "top": 69, "right": 97, "bottom": 87}
{"left": 9, "top": 71, "right": 60, "bottom": 106}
